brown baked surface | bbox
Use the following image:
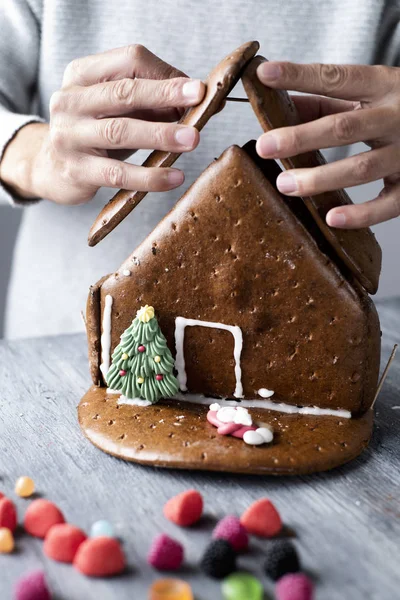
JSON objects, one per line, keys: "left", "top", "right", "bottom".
{"left": 242, "top": 55, "right": 382, "bottom": 295}
{"left": 78, "top": 386, "right": 374, "bottom": 475}
{"left": 88, "top": 40, "right": 259, "bottom": 247}
{"left": 91, "top": 145, "right": 380, "bottom": 414}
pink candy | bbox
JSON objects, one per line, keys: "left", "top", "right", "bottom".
{"left": 212, "top": 515, "right": 249, "bottom": 552}
{"left": 148, "top": 534, "right": 184, "bottom": 571}
{"left": 13, "top": 570, "right": 51, "bottom": 600}
{"left": 276, "top": 573, "right": 314, "bottom": 600}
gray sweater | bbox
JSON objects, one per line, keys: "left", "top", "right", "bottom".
{"left": 1, "top": 0, "right": 399, "bottom": 339}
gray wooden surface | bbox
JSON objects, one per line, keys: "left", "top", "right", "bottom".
{"left": 0, "top": 299, "right": 399, "bottom": 600}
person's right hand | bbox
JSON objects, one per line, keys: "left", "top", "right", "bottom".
{"left": 0, "top": 45, "right": 205, "bottom": 204}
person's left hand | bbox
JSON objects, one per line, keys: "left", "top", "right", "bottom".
{"left": 256, "top": 61, "right": 400, "bottom": 229}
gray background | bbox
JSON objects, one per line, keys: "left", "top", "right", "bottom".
{"left": 0, "top": 143, "right": 398, "bottom": 339}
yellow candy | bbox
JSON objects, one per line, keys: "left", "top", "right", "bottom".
{"left": 149, "top": 578, "right": 193, "bottom": 600}
{"left": 121, "top": 353, "right": 129, "bottom": 360}
{"left": 137, "top": 377, "right": 145, "bottom": 384}
{"left": 0, "top": 528, "right": 14, "bottom": 553}
{"left": 15, "top": 476, "right": 35, "bottom": 498}
{"left": 154, "top": 356, "right": 161, "bottom": 363}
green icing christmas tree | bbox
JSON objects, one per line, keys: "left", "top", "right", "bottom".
{"left": 106, "top": 305, "right": 179, "bottom": 404}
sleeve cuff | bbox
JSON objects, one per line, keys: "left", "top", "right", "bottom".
{"left": 0, "top": 112, "right": 46, "bottom": 207}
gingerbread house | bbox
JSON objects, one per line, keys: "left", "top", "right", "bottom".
{"left": 79, "top": 42, "right": 382, "bottom": 475}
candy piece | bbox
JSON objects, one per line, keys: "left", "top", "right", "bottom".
{"left": 200, "top": 539, "right": 236, "bottom": 580}
{"left": 90, "top": 519, "right": 115, "bottom": 538}
{"left": 222, "top": 572, "right": 264, "bottom": 600}
{"left": 24, "top": 499, "right": 65, "bottom": 538}
{"left": 15, "top": 476, "right": 35, "bottom": 498}
{"left": 13, "top": 570, "right": 51, "bottom": 600}
{"left": 73, "top": 536, "right": 125, "bottom": 577}
{"left": 149, "top": 578, "right": 193, "bottom": 600}
{"left": 264, "top": 540, "right": 300, "bottom": 581}
{"left": 241, "top": 498, "right": 282, "bottom": 537}
{"left": 0, "top": 497, "right": 17, "bottom": 532}
{"left": 212, "top": 515, "right": 249, "bottom": 552}
{"left": 275, "top": 573, "right": 314, "bottom": 600}
{"left": 0, "top": 527, "right": 15, "bottom": 553}
{"left": 163, "top": 489, "right": 203, "bottom": 527}
{"left": 0, "top": 492, "right": 4, "bottom": 500}
{"left": 44, "top": 524, "right": 87, "bottom": 563}
{"left": 148, "top": 534, "right": 184, "bottom": 571}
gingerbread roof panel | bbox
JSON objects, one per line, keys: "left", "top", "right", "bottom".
{"left": 242, "top": 55, "right": 382, "bottom": 295}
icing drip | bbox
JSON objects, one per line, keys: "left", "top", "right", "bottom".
{"left": 100, "top": 295, "right": 113, "bottom": 379}
{"left": 173, "top": 393, "right": 351, "bottom": 419}
{"left": 258, "top": 388, "right": 274, "bottom": 398}
{"left": 122, "top": 269, "right": 131, "bottom": 276}
{"left": 174, "top": 317, "right": 244, "bottom": 398}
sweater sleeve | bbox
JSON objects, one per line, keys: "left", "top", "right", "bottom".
{"left": 0, "top": 0, "right": 44, "bottom": 206}
{"left": 375, "top": 3, "right": 400, "bottom": 67}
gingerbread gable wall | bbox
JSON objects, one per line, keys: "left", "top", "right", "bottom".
{"left": 87, "top": 145, "right": 380, "bottom": 415}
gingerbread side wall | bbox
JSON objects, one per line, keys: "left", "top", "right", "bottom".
{"left": 86, "top": 275, "right": 109, "bottom": 386}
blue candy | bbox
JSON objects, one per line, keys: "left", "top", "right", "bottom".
{"left": 90, "top": 519, "right": 115, "bottom": 538}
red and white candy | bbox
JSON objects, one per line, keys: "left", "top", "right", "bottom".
{"left": 207, "top": 404, "right": 273, "bottom": 445}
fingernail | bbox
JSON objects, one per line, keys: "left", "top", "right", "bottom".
{"left": 277, "top": 172, "right": 298, "bottom": 194}
{"left": 167, "top": 170, "right": 184, "bottom": 186}
{"left": 258, "top": 134, "right": 279, "bottom": 157}
{"left": 182, "top": 80, "right": 202, "bottom": 100}
{"left": 327, "top": 211, "right": 346, "bottom": 227}
{"left": 258, "top": 62, "right": 281, "bottom": 81}
{"left": 175, "top": 126, "right": 197, "bottom": 148}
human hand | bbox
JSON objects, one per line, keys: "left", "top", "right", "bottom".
{"left": 256, "top": 61, "right": 400, "bottom": 228}
{"left": 0, "top": 45, "right": 205, "bottom": 204}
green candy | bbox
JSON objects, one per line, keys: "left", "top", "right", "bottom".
{"left": 221, "top": 572, "right": 264, "bottom": 600}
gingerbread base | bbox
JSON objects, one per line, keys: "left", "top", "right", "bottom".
{"left": 78, "top": 386, "right": 373, "bottom": 475}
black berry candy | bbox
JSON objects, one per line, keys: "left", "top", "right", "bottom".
{"left": 200, "top": 539, "right": 237, "bottom": 579}
{"left": 264, "top": 540, "right": 300, "bottom": 581}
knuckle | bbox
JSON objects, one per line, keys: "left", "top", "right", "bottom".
{"left": 113, "top": 78, "right": 136, "bottom": 106}
{"left": 49, "top": 91, "right": 65, "bottom": 114}
{"left": 102, "top": 164, "right": 127, "bottom": 188}
{"left": 64, "top": 58, "right": 82, "bottom": 84}
{"left": 332, "top": 114, "right": 357, "bottom": 142}
{"left": 319, "top": 64, "right": 347, "bottom": 91}
{"left": 151, "top": 123, "right": 168, "bottom": 148}
{"left": 102, "top": 118, "right": 128, "bottom": 146}
{"left": 49, "top": 125, "right": 66, "bottom": 152}
{"left": 353, "top": 154, "right": 374, "bottom": 183}
{"left": 60, "top": 160, "right": 77, "bottom": 184}
{"left": 287, "top": 128, "right": 303, "bottom": 154}
{"left": 126, "top": 43, "right": 147, "bottom": 62}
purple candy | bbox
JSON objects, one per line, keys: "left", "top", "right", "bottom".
{"left": 212, "top": 515, "right": 249, "bottom": 552}
{"left": 14, "top": 570, "right": 51, "bottom": 600}
{"left": 276, "top": 573, "right": 314, "bottom": 600}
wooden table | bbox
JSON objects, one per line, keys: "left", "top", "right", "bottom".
{"left": 1, "top": 298, "right": 399, "bottom": 600}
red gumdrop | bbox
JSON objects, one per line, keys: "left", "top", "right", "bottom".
{"left": 13, "top": 569, "right": 51, "bottom": 600}
{"left": 240, "top": 498, "right": 282, "bottom": 538}
{"left": 24, "top": 499, "right": 65, "bottom": 539}
{"left": 44, "top": 524, "right": 87, "bottom": 563}
{"left": 0, "top": 497, "right": 17, "bottom": 532}
{"left": 212, "top": 515, "right": 249, "bottom": 552}
{"left": 73, "top": 536, "right": 125, "bottom": 577}
{"left": 147, "top": 534, "right": 184, "bottom": 571}
{"left": 163, "top": 489, "right": 203, "bottom": 527}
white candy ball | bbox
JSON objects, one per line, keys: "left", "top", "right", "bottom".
{"left": 256, "top": 426, "right": 274, "bottom": 443}
{"left": 243, "top": 430, "right": 265, "bottom": 446}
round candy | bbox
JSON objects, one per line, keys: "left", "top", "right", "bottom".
{"left": 0, "top": 527, "right": 14, "bottom": 553}
{"left": 148, "top": 534, "right": 184, "bottom": 571}
{"left": 119, "top": 370, "right": 127, "bottom": 376}
{"left": 149, "top": 578, "right": 193, "bottom": 600}
{"left": 137, "top": 376, "right": 145, "bottom": 384}
{"left": 15, "top": 476, "right": 35, "bottom": 498}
{"left": 154, "top": 356, "right": 161, "bottom": 363}
{"left": 275, "top": 573, "right": 314, "bottom": 600}
{"left": 222, "top": 572, "right": 264, "bottom": 600}
{"left": 138, "top": 345, "right": 146, "bottom": 353}
{"left": 90, "top": 520, "right": 115, "bottom": 538}
{"left": 73, "top": 536, "right": 125, "bottom": 577}
{"left": 156, "top": 374, "right": 164, "bottom": 381}
{"left": 0, "top": 497, "right": 17, "bottom": 532}
{"left": 212, "top": 516, "right": 249, "bottom": 552}
{"left": 264, "top": 540, "right": 300, "bottom": 580}
{"left": 121, "top": 353, "right": 129, "bottom": 360}
{"left": 44, "top": 524, "right": 87, "bottom": 563}
{"left": 200, "top": 539, "right": 236, "bottom": 580}
{"left": 13, "top": 569, "right": 51, "bottom": 600}
{"left": 24, "top": 499, "right": 65, "bottom": 538}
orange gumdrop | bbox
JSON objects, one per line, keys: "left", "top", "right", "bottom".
{"left": 24, "top": 499, "right": 65, "bottom": 538}
{"left": 73, "top": 536, "right": 125, "bottom": 577}
{"left": 44, "top": 524, "right": 87, "bottom": 563}
{"left": 149, "top": 578, "right": 193, "bottom": 600}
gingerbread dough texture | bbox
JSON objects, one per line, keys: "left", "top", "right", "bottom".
{"left": 79, "top": 43, "right": 381, "bottom": 475}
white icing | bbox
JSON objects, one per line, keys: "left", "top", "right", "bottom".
{"left": 100, "top": 295, "right": 113, "bottom": 379}
{"left": 233, "top": 407, "right": 252, "bottom": 426}
{"left": 118, "top": 396, "right": 152, "bottom": 407}
{"left": 217, "top": 407, "right": 238, "bottom": 423}
{"left": 210, "top": 403, "right": 221, "bottom": 411}
{"left": 107, "top": 388, "right": 120, "bottom": 395}
{"left": 255, "top": 426, "right": 274, "bottom": 443}
{"left": 174, "top": 317, "right": 244, "bottom": 398}
{"left": 174, "top": 392, "right": 351, "bottom": 419}
{"left": 243, "top": 430, "right": 265, "bottom": 445}
{"left": 122, "top": 269, "right": 131, "bottom": 276}
{"left": 258, "top": 388, "right": 275, "bottom": 398}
